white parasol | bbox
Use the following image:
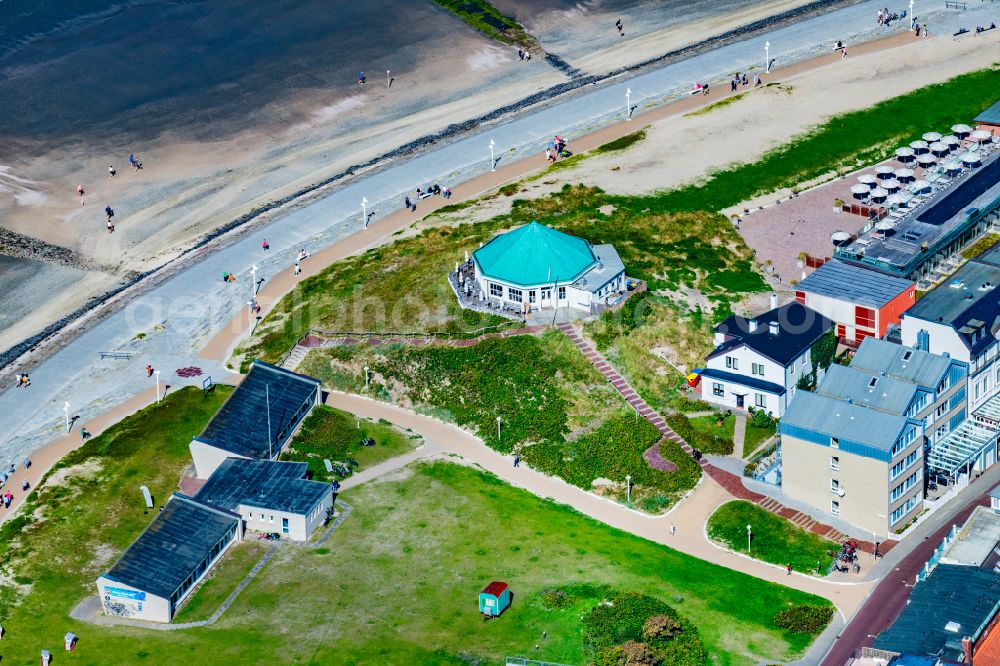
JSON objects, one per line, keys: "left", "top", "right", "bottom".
{"left": 910, "top": 140, "right": 929, "bottom": 153}
{"left": 922, "top": 131, "right": 943, "bottom": 142}
{"left": 875, "top": 220, "right": 895, "bottom": 231}
{"left": 951, "top": 123, "right": 972, "bottom": 137}
{"left": 910, "top": 179, "right": 930, "bottom": 193}
{"left": 970, "top": 129, "right": 994, "bottom": 142}
{"left": 894, "top": 168, "right": 915, "bottom": 181}
{"left": 916, "top": 153, "right": 937, "bottom": 165}
{"left": 882, "top": 179, "right": 901, "bottom": 191}
{"left": 857, "top": 174, "right": 878, "bottom": 186}
{"left": 960, "top": 152, "right": 982, "bottom": 165}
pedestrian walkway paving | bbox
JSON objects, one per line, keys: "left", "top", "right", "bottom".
{"left": 733, "top": 413, "right": 747, "bottom": 459}
{"left": 555, "top": 322, "right": 885, "bottom": 555}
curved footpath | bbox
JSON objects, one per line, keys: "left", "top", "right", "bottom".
{"left": 323, "top": 390, "right": 874, "bottom": 619}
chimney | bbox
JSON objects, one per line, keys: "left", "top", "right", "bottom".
{"left": 769, "top": 321, "right": 780, "bottom": 336}
{"left": 962, "top": 636, "right": 972, "bottom": 664}
{"left": 770, "top": 293, "right": 778, "bottom": 310}
{"left": 748, "top": 319, "right": 758, "bottom": 333}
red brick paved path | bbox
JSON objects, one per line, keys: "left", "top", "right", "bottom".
{"left": 555, "top": 322, "right": 894, "bottom": 555}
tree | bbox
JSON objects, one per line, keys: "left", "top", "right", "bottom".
{"left": 643, "top": 614, "right": 682, "bottom": 641}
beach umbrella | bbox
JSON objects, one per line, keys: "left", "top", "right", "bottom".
{"left": 943, "top": 135, "right": 960, "bottom": 147}
{"left": 887, "top": 193, "right": 910, "bottom": 207}
{"left": 895, "top": 147, "right": 915, "bottom": 162}
{"left": 850, "top": 184, "right": 869, "bottom": 199}
{"left": 960, "top": 152, "right": 982, "bottom": 165}
{"left": 952, "top": 123, "right": 972, "bottom": 137}
{"left": 875, "top": 165, "right": 895, "bottom": 179}
{"left": 916, "top": 153, "right": 937, "bottom": 166}
{"left": 943, "top": 161, "right": 963, "bottom": 175}
{"left": 929, "top": 141, "right": 950, "bottom": 156}
{"left": 831, "top": 231, "right": 851, "bottom": 245}
{"left": 910, "top": 140, "right": 929, "bottom": 154}
{"left": 922, "top": 131, "right": 943, "bottom": 142}
{"left": 870, "top": 188, "right": 888, "bottom": 202}
{"left": 970, "top": 129, "right": 994, "bottom": 143}
{"left": 910, "top": 179, "right": 931, "bottom": 193}
{"left": 875, "top": 220, "right": 895, "bottom": 231}
{"left": 857, "top": 173, "right": 878, "bottom": 186}
{"left": 882, "top": 179, "right": 901, "bottom": 192}
{"left": 894, "top": 168, "right": 915, "bottom": 182}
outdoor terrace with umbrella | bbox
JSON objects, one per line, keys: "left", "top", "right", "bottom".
{"left": 929, "top": 142, "right": 950, "bottom": 157}
{"left": 951, "top": 123, "right": 972, "bottom": 139}
{"left": 894, "top": 167, "right": 915, "bottom": 182}
{"left": 910, "top": 140, "right": 929, "bottom": 154}
{"left": 922, "top": 131, "right": 943, "bottom": 143}
{"left": 896, "top": 146, "right": 916, "bottom": 163}
{"left": 850, "top": 184, "right": 871, "bottom": 199}
{"left": 875, "top": 165, "right": 895, "bottom": 180}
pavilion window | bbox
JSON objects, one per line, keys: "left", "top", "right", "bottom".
{"left": 489, "top": 283, "right": 502, "bottom": 298}
{"left": 509, "top": 288, "right": 523, "bottom": 303}
{"left": 558, "top": 286, "right": 566, "bottom": 300}
{"left": 528, "top": 291, "right": 536, "bottom": 303}
{"left": 541, "top": 288, "right": 551, "bottom": 300}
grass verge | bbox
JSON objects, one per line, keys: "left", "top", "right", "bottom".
{"left": 282, "top": 404, "right": 421, "bottom": 481}
{"left": 707, "top": 501, "right": 838, "bottom": 576}
{"left": 172, "top": 540, "right": 269, "bottom": 623}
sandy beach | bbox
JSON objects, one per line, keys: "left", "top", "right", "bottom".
{"left": 0, "top": 0, "right": 844, "bottom": 356}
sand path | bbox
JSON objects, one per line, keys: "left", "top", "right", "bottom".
{"left": 324, "top": 390, "right": 874, "bottom": 619}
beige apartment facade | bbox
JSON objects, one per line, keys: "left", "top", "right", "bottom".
{"left": 780, "top": 391, "right": 924, "bottom": 537}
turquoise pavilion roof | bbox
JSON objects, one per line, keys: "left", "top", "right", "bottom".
{"left": 473, "top": 222, "right": 596, "bottom": 287}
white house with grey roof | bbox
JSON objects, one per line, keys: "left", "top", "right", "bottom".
{"left": 700, "top": 300, "right": 832, "bottom": 417}
{"left": 901, "top": 245, "right": 1000, "bottom": 412}
{"left": 781, "top": 391, "right": 924, "bottom": 537}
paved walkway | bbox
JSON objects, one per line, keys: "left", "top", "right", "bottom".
{"left": 555, "top": 322, "right": 880, "bottom": 553}
{"left": 322, "top": 390, "right": 874, "bottom": 619}
{"left": 733, "top": 413, "right": 747, "bottom": 459}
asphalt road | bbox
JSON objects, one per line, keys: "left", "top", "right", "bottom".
{"left": 822, "top": 488, "right": 992, "bottom": 665}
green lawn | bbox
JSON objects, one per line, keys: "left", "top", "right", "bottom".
{"left": 0, "top": 388, "right": 832, "bottom": 665}
{"left": 172, "top": 540, "right": 269, "bottom": 623}
{"left": 707, "top": 501, "right": 838, "bottom": 576}
{"left": 282, "top": 404, "right": 421, "bottom": 481}
{"left": 690, "top": 414, "right": 736, "bottom": 441}
{"left": 744, "top": 421, "right": 777, "bottom": 455}
{"left": 299, "top": 331, "right": 703, "bottom": 507}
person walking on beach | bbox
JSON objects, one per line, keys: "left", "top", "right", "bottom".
{"left": 77, "top": 184, "right": 85, "bottom": 205}
{"left": 107, "top": 220, "right": 114, "bottom": 233}
{"left": 105, "top": 205, "right": 114, "bottom": 222}
{"left": 358, "top": 71, "right": 366, "bottom": 84}
{"left": 108, "top": 165, "right": 116, "bottom": 178}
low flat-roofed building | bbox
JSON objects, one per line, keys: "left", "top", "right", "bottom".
{"left": 96, "top": 494, "right": 240, "bottom": 623}
{"left": 874, "top": 564, "right": 1000, "bottom": 662}
{"left": 191, "top": 360, "right": 321, "bottom": 478}
{"left": 194, "top": 458, "right": 334, "bottom": 541}
{"left": 976, "top": 99, "right": 1000, "bottom": 135}
{"left": 937, "top": 505, "right": 1000, "bottom": 570}
{"left": 780, "top": 390, "right": 923, "bottom": 536}
{"left": 836, "top": 149, "right": 1000, "bottom": 279}
{"left": 795, "top": 261, "right": 915, "bottom": 346}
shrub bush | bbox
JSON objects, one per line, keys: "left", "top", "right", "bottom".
{"left": 773, "top": 605, "right": 835, "bottom": 634}
{"left": 584, "top": 592, "right": 706, "bottom": 666}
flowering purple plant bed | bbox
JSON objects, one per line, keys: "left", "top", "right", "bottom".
{"left": 644, "top": 442, "right": 678, "bottom": 472}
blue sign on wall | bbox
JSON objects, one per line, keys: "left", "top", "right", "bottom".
{"left": 104, "top": 586, "right": 147, "bottom": 601}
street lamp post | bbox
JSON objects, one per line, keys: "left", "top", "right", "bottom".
{"left": 496, "top": 416, "right": 501, "bottom": 441}
{"left": 764, "top": 41, "right": 770, "bottom": 73}
{"left": 747, "top": 524, "right": 752, "bottom": 552}
{"left": 489, "top": 139, "right": 496, "bottom": 172}
{"left": 155, "top": 370, "right": 161, "bottom": 403}
{"left": 909, "top": 0, "right": 915, "bottom": 29}
{"left": 251, "top": 264, "right": 258, "bottom": 297}
{"left": 625, "top": 474, "right": 631, "bottom": 504}
{"left": 625, "top": 87, "right": 632, "bottom": 121}
{"left": 362, "top": 197, "right": 368, "bottom": 227}
{"left": 364, "top": 365, "right": 370, "bottom": 391}
{"left": 64, "top": 401, "right": 70, "bottom": 432}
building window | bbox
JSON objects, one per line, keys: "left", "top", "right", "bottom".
{"left": 528, "top": 291, "right": 536, "bottom": 303}
{"left": 755, "top": 393, "right": 767, "bottom": 408}
{"left": 726, "top": 356, "right": 738, "bottom": 370}
{"left": 247, "top": 511, "right": 252, "bottom": 520}
{"left": 902, "top": 350, "right": 913, "bottom": 362}
{"left": 282, "top": 517, "right": 289, "bottom": 535}
{"left": 489, "top": 283, "right": 502, "bottom": 298}
{"left": 712, "top": 382, "right": 724, "bottom": 397}
{"left": 831, "top": 500, "right": 840, "bottom": 516}
{"left": 269, "top": 515, "right": 274, "bottom": 524}
{"left": 541, "top": 288, "right": 551, "bottom": 300}
{"left": 830, "top": 456, "right": 839, "bottom": 471}
{"left": 831, "top": 478, "right": 841, "bottom": 493}
{"left": 558, "top": 286, "right": 566, "bottom": 300}
{"left": 752, "top": 363, "right": 765, "bottom": 377}
{"left": 508, "top": 287, "right": 523, "bottom": 303}
{"left": 830, "top": 437, "right": 839, "bottom": 449}
{"left": 260, "top": 513, "right": 265, "bottom": 521}
{"left": 855, "top": 305, "right": 875, "bottom": 330}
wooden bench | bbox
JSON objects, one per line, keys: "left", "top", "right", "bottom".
{"left": 944, "top": 1, "right": 966, "bottom": 10}
{"left": 99, "top": 351, "right": 133, "bottom": 360}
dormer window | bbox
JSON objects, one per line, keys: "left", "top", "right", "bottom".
{"left": 902, "top": 350, "right": 913, "bottom": 362}
{"left": 868, "top": 377, "right": 879, "bottom": 388}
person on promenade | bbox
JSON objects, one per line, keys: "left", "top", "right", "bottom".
{"left": 404, "top": 196, "right": 415, "bottom": 212}
{"left": 262, "top": 239, "right": 270, "bottom": 251}
{"left": 513, "top": 454, "right": 520, "bottom": 467}
{"left": 146, "top": 364, "right": 153, "bottom": 378}
{"left": 80, "top": 428, "right": 91, "bottom": 441}
{"left": 294, "top": 261, "right": 301, "bottom": 276}
{"left": 786, "top": 563, "right": 793, "bottom": 575}
{"left": 753, "top": 73, "right": 762, "bottom": 86}
{"left": 670, "top": 524, "right": 676, "bottom": 535}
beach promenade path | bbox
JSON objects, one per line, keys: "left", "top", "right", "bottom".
{"left": 1, "top": 0, "right": 974, "bottom": 460}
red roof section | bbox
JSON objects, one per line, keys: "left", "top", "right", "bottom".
{"left": 975, "top": 620, "right": 1000, "bottom": 665}
{"left": 482, "top": 581, "right": 508, "bottom": 597}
